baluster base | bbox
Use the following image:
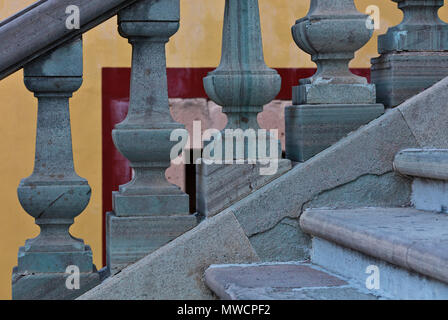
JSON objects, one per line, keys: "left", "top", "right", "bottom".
{"left": 17, "top": 245, "right": 95, "bottom": 273}
{"left": 106, "top": 212, "right": 198, "bottom": 275}
{"left": 112, "top": 191, "right": 190, "bottom": 217}
{"left": 285, "top": 104, "right": 385, "bottom": 162}
{"left": 293, "top": 83, "right": 377, "bottom": 105}
{"left": 196, "top": 159, "right": 292, "bottom": 218}
{"left": 378, "top": 26, "right": 448, "bottom": 53}
{"left": 12, "top": 265, "right": 101, "bottom": 300}
{"left": 371, "top": 52, "right": 448, "bottom": 108}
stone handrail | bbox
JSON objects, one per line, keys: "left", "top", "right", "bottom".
{"left": 0, "top": 0, "right": 140, "bottom": 79}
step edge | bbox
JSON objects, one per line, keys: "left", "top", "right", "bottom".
{"left": 394, "top": 149, "right": 448, "bottom": 181}
{"left": 300, "top": 208, "right": 448, "bottom": 284}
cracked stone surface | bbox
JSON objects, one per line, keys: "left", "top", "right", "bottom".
{"left": 78, "top": 210, "right": 260, "bottom": 300}
{"left": 249, "top": 217, "right": 310, "bottom": 262}
{"left": 229, "top": 76, "right": 448, "bottom": 240}
{"left": 231, "top": 107, "right": 419, "bottom": 238}
{"left": 305, "top": 172, "right": 412, "bottom": 210}
{"left": 224, "top": 78, "right": 448, "bottom": 262}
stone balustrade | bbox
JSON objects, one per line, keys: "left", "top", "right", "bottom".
{"left": 12, "top": 37, "right": 100, "bottom": 300}
{"left": 107, "top": 0, "right": 197, "bottom": 275}
{"left": 285, "top": 0, "right": 384, "bottom": 162}
{"left": 372, "top": 0, "right": 448, "bottom": 107}
{"left": 11, "top": 0, "right": 199, "bottom": 299}
{"left": 203, "top": 0, "right": 282, "bottom": 160}
{"left": 197, "top": 0, "right": 291, "bottom": 218}
{"left": 5, "top": 0, "right": 448, "bottom": 300}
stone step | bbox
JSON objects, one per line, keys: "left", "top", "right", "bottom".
{"left": 301, "top": 207, "right": 448, "bottom": 299}
{"left": 394, "top": 149, "right": 448, "bottom": 181}
{"left": 394, "top": 149, "right": 448, "bottom": 212}
{"left": 204, "top": 263, "right": 380, "bottom": 300}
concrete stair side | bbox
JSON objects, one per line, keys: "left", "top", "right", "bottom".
{"left": 78, "top": 210, "right": 260, "bottom": 299}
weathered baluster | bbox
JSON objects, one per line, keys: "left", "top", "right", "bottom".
{"left": 197, "top": 0, "right": 291, "bottom": 218}
{"left": 285, "top": 0, "right": 384, "bottom": 162}
{"left": 12, "top": 37, "right": 100, "bottom": 300}
{"left": 204, "top": 0, "right": 281, "bottom": 140}
{"left": 372, "top": 0, "right": 448, "bottom": 107}
{"left": 107, "top": 0, "right": 197, "bottom": 275}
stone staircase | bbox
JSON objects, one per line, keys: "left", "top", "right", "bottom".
{"left": 79, "top": 0, "right": 448, "bottom": 299}
{"left": 302, "top": 207, "right": 448, "bottom": 300}
{"left": 2, "top": 0, "right": 448, "bottom": 300}
{"left": 303, "top": 149, "right": 448, "bottom": 299}
{"left": 202, "top": 149, "right": 448, "bottom": 300}
{"left": 79, "top": 76, "right": 448, "bottom": 300}
{"left": 200, "top": 153, "right": 448, "bottom": 300}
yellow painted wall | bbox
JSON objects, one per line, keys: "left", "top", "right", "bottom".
{"left": 0, "top": 0, "right": 446, "bottom": 299}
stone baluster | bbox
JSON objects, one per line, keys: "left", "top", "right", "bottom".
{"left": 285, "top": 0, "right": 384, "bottom": 162}
{"left": 196, "top": 0, "right": 291, "bottom": 218}
{"left": 203, "top": 0, "right": 282, "bottom": 160}
{"left": 371, "top": 0, "right": 448, "bottom": 107}
{"left": 107, "top": 0, "right": 197, "bottom": 275}
{"left": 12, "top": 37, "right": 100, "bottom": 300}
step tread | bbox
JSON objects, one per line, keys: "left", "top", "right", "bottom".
{"left": 394, "top": 149, "right": 448, "bottom": 181}
{"left": 205, "top": 263, "right": 379, "bottom": 300}
{"left": 300, "top": 207, "right": 448, "bottom": 284}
